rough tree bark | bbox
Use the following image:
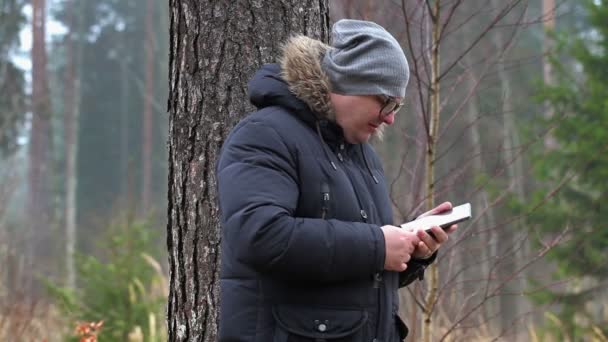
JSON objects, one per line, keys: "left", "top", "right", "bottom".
{"left": 166, "top": 1, "right": 330, "bottom": 340}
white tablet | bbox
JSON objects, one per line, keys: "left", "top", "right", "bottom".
{"left": 400, "top": 203, "right": 471, "bottom": 232}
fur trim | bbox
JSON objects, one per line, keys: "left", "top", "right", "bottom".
{"left": 280, "top": 35, "right": 386, "bottom": 140}
{"left": 280, "top": 36, "right": 335, "bottom": 121}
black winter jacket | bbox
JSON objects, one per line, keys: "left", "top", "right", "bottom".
{"left": 217, "top": 36, "right": 434, "bottom": 342}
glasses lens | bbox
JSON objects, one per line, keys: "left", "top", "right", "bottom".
{"left": 380, "top": 103, "right": 394, "bottom": 115}
{"left": 393, "top": 102, "right": 403, "bottom": 114}
{"left": 380, "top": 98, "right": 402, "bottom": 115}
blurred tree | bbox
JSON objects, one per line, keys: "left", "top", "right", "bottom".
{"left": 543, "top": 0, "right": 558, "bottom": 149}
{"left": 0, "top": 0, "right": 26, "bottom": 158}
{"left": 166, "top": 1, "right": 329, "bottom": 340}
{"left": 487, "top": 0, "right": 531, "bottom": 328}
{"left": 527, "top": 0, "right": 608, "bottom": 338}
{"left": 141, "top": 0, "right": 156, "bottom": 214}
{"left": 0, "top": 2, "right": 26, "bottom": 298}
{"left": 61, "top": 0, "right": 86, "bottom": 291}
{"left": 28, "top": 0, "right": 54, "bottom": 297}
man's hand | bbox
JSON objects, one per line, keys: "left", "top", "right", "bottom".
{"left": 381, "top": 225, "right": 420, "bottom": 271}
{"left": 411, "top": 201, "right": 457, "bottom": 259}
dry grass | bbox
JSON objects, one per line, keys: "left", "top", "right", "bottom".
{"left": 0, "top": 298, "right": 68, "bottom": 342}
{"left": 0, "top": 227, "right": 68, "bottom": 341}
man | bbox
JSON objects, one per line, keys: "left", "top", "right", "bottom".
{"left": 217, "top": 19, "right": 457, "bottom": 342}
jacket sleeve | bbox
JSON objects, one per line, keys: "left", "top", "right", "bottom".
{"left": 217, "top": 120, "right": 385, "bottom": 283}
{"left": 398, "top": 252, "right": 437, "bottom": 288}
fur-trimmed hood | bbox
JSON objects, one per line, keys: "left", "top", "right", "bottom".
{"left": 247, "top": 35, "right": 336, "bottom": 123}
{"left": 279, "top": 36, "right": 336, "bottom": 121}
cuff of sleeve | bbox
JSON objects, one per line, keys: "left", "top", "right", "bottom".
{"left": 410, "top": 252, "right": 437, "bottom": 281}
{"left": 371, "top": 225, "right": 386, "bottom": 273}
{"left": 411, "top": 251, "right": 437, "bottom": 266}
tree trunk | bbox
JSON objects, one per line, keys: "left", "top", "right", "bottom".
{"left": 142, "top": 0, "right": 155, "bottom": 215}
{"left": 119, "top": 21, "right": 131, "bottom": 213}
{"left": 423, "top": 2, "right": 441, "bottom": 342}
{"left": 63, "top": 0, "right": 82, "bottom": 290}
{"left": 490, "top": 11, "right": 529, "bottom": 334}
{"left": 461, "top": 52, "right": 496, "bottom": 325}
{"left": 166, "top": 1, "right": 329, "bottom": 340}
{"left": 542, "top": 0, "right": 556, "bottom": 149}
{"left": 28, "top": 0, "right": 52, "bottom": 296}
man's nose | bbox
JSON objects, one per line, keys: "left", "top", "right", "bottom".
{"left": 382, "top": 112, "right": 395, "bottom": 125}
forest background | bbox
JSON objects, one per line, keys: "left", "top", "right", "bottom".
{"left": 1, "top": 0, "right": 607, "bottom": 341}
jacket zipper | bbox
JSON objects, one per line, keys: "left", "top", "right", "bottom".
{"left": 335, "top": 142, "right": 383, "bottom": 341}
{"left": 320, "top": 182, "right": 330, "bottom": 219}
{"left": 373, "top": 272, "right": 383, "bottom": 341}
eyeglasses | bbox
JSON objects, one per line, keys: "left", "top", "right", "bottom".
{"left": 379, "top": 95, "right": 404, "bottom": 116}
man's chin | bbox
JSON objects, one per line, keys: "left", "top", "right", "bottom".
{"left": 370, "top": 123, "right": 386, "bottom": 142}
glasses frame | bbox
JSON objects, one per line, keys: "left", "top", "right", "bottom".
{"left": 379, "top": 95, "right": 404, "bottom": 117}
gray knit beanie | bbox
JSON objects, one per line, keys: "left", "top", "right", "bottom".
{"left": 322, "top": 19, "right": 409, "bottom": 98}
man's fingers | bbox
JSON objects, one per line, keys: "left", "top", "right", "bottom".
{"left": 428, "top": 226, "right": 449, "bottom": 243}
{"left": 438, "top": 201, "right": 453, "bottom": 210}
{"left": 431, "top": 201, "right": 452, "bottom": 215}
{"left": 403, "top": 253, "right": 411, "bottom": 263}
{"left": 416, "top": 228, "right": 440, "bottom": 247}
{"left": 446, "top": 224, "right": 458, "bottom": 234}
{"left": 417, "top": 241, "right": 431, "bottom": 255}
{"left": 418, "top": 201, "right": 453, "bottom": 218}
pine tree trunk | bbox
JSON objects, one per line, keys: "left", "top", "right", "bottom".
{"left": 459, "top": 1, "right": 499, "bottom": 326}
{"left": 166, "top": 1, "right": 329, "bottom": 340}
{"left": 28, "top": 0, "right": 52, "bottom": 297}
{"left": 492, "top": 19, "right": 526, "bottom": 336}
{"left": 119, "top": 27, "right": 131, "bottom": 210}
{"left": 542, "top": 0, "right": 556, "bottom": 149}
{"left": 461, "top": 52, "right": 496, "bottom": 323}
{"left": 63, "top": 0, "right": 82, "bottom": 290}
{"left": 142, "top": 0, "right": 155, "bottom": 215}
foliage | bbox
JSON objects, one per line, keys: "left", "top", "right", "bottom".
{"left": 74, "top": 320, "right": 104, "bottom": 342}
{"left": 46, "top": 219, "right": 167, "bottom": 341}
{"left": 522, "top": 0, "right": 608, "bottom": 338}
{"left": 526, "top": 310, "right": 608, "bottom": 342}
{"left": 0, "top": 0, "right": 27, "bottom": 157}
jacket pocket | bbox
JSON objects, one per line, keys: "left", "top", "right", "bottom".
{"left": 272, "top": 305, "right": 369, "bottom": 342}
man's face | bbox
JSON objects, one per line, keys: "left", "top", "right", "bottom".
{"left": 330, "top": 93, "right": 401, "bottom": 144}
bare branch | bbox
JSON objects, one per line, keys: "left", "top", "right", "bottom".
{"left": 425, "top": 0, "right": 436, "bottom": 22}
{"left": 438, "top": 0, "right": 464, "bottom": 42}
{"left": 438, "top": 231, "right": 564, "bottom": 341}
{"left": 438, "top": 0, "right": 524, "bottom": 81}
{"left": 402, "top": 0, "right": 431, "bottom": 132}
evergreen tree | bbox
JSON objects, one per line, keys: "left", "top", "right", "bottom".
{"left": 526, "top": 0, "right": 608, "bottom": 337}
